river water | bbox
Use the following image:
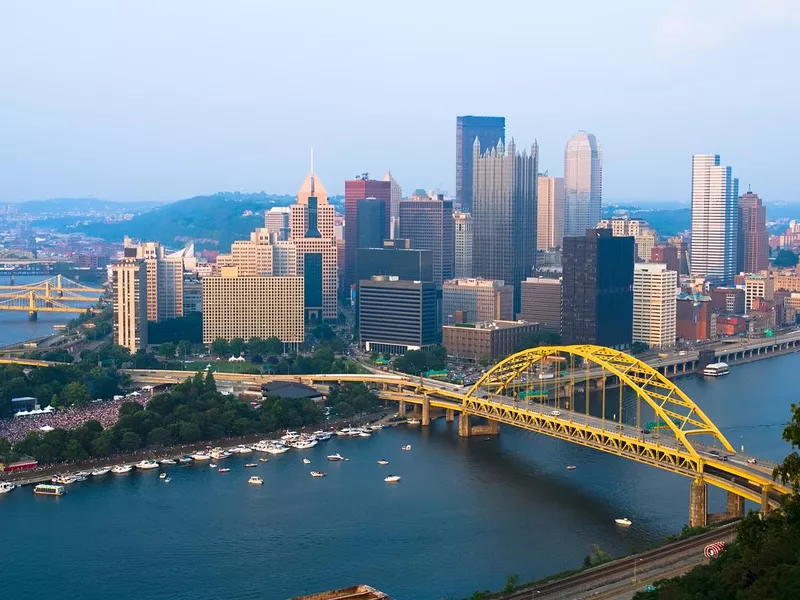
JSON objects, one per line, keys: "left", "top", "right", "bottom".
{"left": 2, "top": 353, "right": 798, "bottom": 599}
{"left": 0, "top": 275, "right": 87, "bottom": 347}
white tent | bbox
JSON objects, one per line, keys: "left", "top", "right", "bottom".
{"left": 43, "top": 405, "right": 55, "bottom": 412}
{"left": 39, "top": 425, "right": 55, "bottom": 432}
{"left": 14, "top": 410, "right": 29, "bottom": 417}
{"left": 228, "top": 355, "right": 245, "bottom": 362}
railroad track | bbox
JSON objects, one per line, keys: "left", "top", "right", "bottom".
{"left": 500, "top": 523, "right": 738, "bottom": 599}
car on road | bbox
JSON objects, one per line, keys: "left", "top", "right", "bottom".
{"left": 710, "top": 450, "right": 720, "bottom": 456}
{"left": 615, "top": 424, "right": 624, "bottom": 430}
{"left": 748, "top": 458, "right": 758, "bottom": 465}
{"left": 550, "top": 410, "right": 561, "bottom": 417}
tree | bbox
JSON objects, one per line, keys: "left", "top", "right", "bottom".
{"left": 146, "top": 427, "right": 172, "bottom": 446}
{"left": 64, "top": 439, "right": 88, "bottom": 462}
{"left": 176, "top": 340, "right": 192, "bottom": 360}
{"left": 120, "top": 431, "right": 142, "bottom": 451}
{"left": 229, "top": 337, "right": 245, "bottom": 357}
{"left": 62, "top": 382, "right": 91, "bottom": 406}
{"left": 211, "top": 338, "right": 230, "bottom": 357}
{"left": 630, "top": 341, "right": 649, "bottom": 355}
{"left": 333, "top": 402, "right": 355, "bottom": 418}
{"left": 263, "top": 336, "right": 283, "bottom": 356}
{"left": 515, "top": 330, "right": 562, "bottom": 352}
{"left": 774, "top": 248, "right": 799, "bottom": 268}
{"left": 157, "top": 342, "right": 177, "bottom": 358}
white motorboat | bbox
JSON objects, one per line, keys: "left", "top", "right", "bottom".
{"left": 210, "top": 449, "right": 231, "bottom": 460}
{"left": 136, "top": 460, "right": 160, "bottom": 470}
{"left": 303, "top": 458, "right": 311, "bottom": 464}
{"left": 248, "top": 476, "right": 264, "bottom": 485}
{"left": 265, "top": 444, "right": 290, "bottom": 455}
{"left": 615, "top": 518, "right": 632, "bottom": 526}
{"left": 0, "top": 482, "right": 15, "bottom": 494}
{"left": 401, "top": 445, "right": 412, "bottom": 451}
{"left": 90, "top": 467, "right": 111, "bottom": 476}
{"left": 229, "top": 445, "right": 252, "bottom": 454}
{"left": 209, "top": 463, "right": 218, "bottom": 469}
{"left": 191, "top": 453, "right": 211, "bottom": 461}
{"left": 52, "top": 474, "right": 77, "bottom": 484}
{"left": 245, "top": 463, "right": 258, "bottom": 468}
{"left": 259, "top": 458, "right": 269, "bottom": 463}
{"left": 384, "top": 475, "right": 401, "bottom": 483}
{"left": 327, "top": 453, "right": 345, "bottom": 462}
{"left": 407, "top": 419, "right": 421, "bottom": 426}
{"left": 74, "top": 471, "right": 91, "bottom": 477}
{"left": 164, "top": 477, "right": 172, "bottom": 483}
{"left": 111, "top": 465, "right": 132, "bottom": 474}
{"left": 377, "top": 460, "right": 389, "bottom": 466}
{"left": 370, "top": 424, "right": 383, "bottom": 431}
{"left": 291, "top": 438, "right": 318, "bottom": 449}
{"left": 313, "top": 430, "right": 333, "bottom": 441}
{"left": 336, "top": 427, "right": 359, "bottom": 437}
{"left": 310, "top": 471, "right": 326, "bottom": 477}
{"left": 566, "top": 465, "right": 577, "bottom": 470}
{"left": 178, "top": 456, "right": 193, "bottom": 464}
{"left": 218, "top": 468, "right": 231, "bottom": 473}
{"left": 159, "top": 473, "right": 167, "bottom": 479}
{"left": 251, "top": 441, "right": 273, "bottom": 453}
{"left": 280, "top": 431, "right": 300, "bottom": 442}
{"left": 158, "top": 458, "right": 176, "bottom": 465}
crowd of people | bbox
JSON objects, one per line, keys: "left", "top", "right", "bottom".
{"left": 0, "top": 393, "right": 151, "bottom": 443}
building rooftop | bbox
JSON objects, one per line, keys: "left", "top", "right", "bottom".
{"left": 261, "top": 381, "right": 322, "bottom": 400}
{"left": 444, "top": 320, "right": 534, "bottom": 331}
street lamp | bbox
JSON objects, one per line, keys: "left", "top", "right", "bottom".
{"left": 633, "top": 557, "right": 643, "bottom": 584}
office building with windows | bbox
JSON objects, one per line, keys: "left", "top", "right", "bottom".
{"left": 633, "top": 263, "right": 677, "bottom": 349}
{"left": 442, "top": 278, "right": 513, "bottom": 324}
{"left": 398, "top": 190, "right": 454, "bottom": 285}
{"left": 537, "top": 176, "right": 564, "bottom": 250}
{"left": 453, "top": 211, "right": 473, "bottom": 277}
{"left": 111, "top": 258, "right": 148, "bottom": 353}
{"left": 564, "top": 132, "right": 603, "bottom": 236}
{"left": 455, "top": 115, "right": 505, "bottom": 212}
{"left": 737, "top": 190, "right": 768, "bottom": 274}
{"left": 344, "top": 178, "right": 391, "bottom": 291}
{"left": 519, "top": 277, "right": 562, "bottom": 333}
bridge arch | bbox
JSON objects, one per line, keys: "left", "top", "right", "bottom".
{"left": 465, "top": 344, "right": 735, "bottom": 459}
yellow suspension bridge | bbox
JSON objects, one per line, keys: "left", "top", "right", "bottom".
{"left": 1, "top": 345, "right": 791, "bottom": 525}
{"left": 0, "top": 275, "right": 105, "bottom": 320}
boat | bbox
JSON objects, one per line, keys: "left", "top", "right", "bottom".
{"left": 280, "top": 431, "right": 300, "bottom": 442}
{"left": 178, "top": 456, "right": 193, "bottom": 464}
{"left": 0, "top": 482, "right": 15, "bottom": 494}
{"left": 52, "top": 474, "right": 78, "bottom": 484}
{"left": 291, "top": 437, "right": 318, "bottom": 449}
{"left": 164, "top": 477, "right": 172, "bottom": 483}
{"left": 248, "top": 476, "right": 264, "bottom": 485}
{"left": 265, "top": 443, "right": 290, "bottom": 455}
{"left": 566, "top": 465, "right": 577, "bottom": 470}
{"left": 230, "top": 445, "right": 252, "bottom": 454}
{"left": 327, "top": 453, "right": 345, "bottom": 461}
{"left": 209, "top": 449, "right": 230, "bottom": 460}
{"left": 370, "top": 424, "right": 383, "bottom": 431}
{"left": 703, "top": 362, "right": 730, "bottom": 377}
{"left": 218, "top": 468, "right": 231, "bottom": 473}
{"left": 74, "top": 471, "right": 91, "bottom": 477}
{"left": 358, "top": 430, "right": 371, "bottom": 438}
{"left": 159, "top": 473, "right": 167, "bottom": 479}
{"left": 407, "top": 419, "right": 421, "bottom": 426}
{"left": 34, "top": 484, "right": 66, "bottom": 496}
{"left": 336, "top": 427, "right": 355, "bottom": 437}
{"left": 384, "top": 475, "right": 401, "bottom": 483}
{"left": 135, "top": 460, "right": 160, "bottom": 470}
{"left": 158, "top": 458, "right": 176, "bottom": 465}
{"left": 111, "top": 465, "right": 132, "bottom": 474}
{"left": 244, "top": 463, "right": 258, "bottom": 468}
{"left": 313, "top": 430, "right": 333, "bottom": 441}
{"left": 615, "top": 518, "right": 632, "bottom": 526}
{"left": 191, "top": 452, "right": 211, "bottom": 461}
{"left": 251, "top": 441, "right": 273, "bottom": 453}
{"left": 303, "top": 458, "right": 311, "bottom": 464}
{"left": 310, "top": 471, "right": 326, "bottom": 477}
{"left": 90, "top": 468, "right": 111, "bottom": 476}
{"left": 401, "top": 445, "right": 411, "bottom": 451}
{"left": 209, "top": 463, "right": 218, "bottom": 469}
{"left": 377, "top": 460, "right": 389, "bottom": 466}
{"left": 259, "top": 458, "right": 269, "bottom": 463}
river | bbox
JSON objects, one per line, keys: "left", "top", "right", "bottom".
{"left": 0, "top": 275, "right": 92, "bottom": 347}
{"left": 1, "top": 354, "right": 798, "bottom": 599}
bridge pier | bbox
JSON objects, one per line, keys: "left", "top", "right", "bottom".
{"left": 726, "top": 491, "right": 745, "bottom": 519}
{"left": 458, "top": 414, "right": 472, "bottom": 437}
{"left": 689, "top": 478, "right": 708, "bottom": 528}
{"left": 445, "top": 408, "right": 454, "bottom": 423}
{"left": 421, "top": 395, "right": 430, "bottom": 426}
{"left": 761, "top": 484, "right": 772, "bottom": 514}
{"left": 398, "top": 400, "right": 407, "bottom": 417}
{"left": 472, "top": 420, "right": 499, "bottom": 436}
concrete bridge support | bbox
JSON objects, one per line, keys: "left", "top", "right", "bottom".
{"left": 458, "top": 414, "right": 472, "bottom": 437}
{"left": 761, "top": 485, "right": 772, "bottom": 515}
{"left": 421, "top": 395, "right": 430, "bottom": 426}
{"left": 445, "top": 408, "right": 455, "bottom": 423}
{"left": 472, "top": 420, "right": 500, "bottom": 436}
{"left": 726, "top": 491, "right": 745, "bottom": 519}
{"left": 689, "top": 478, "right": 708, "bottom": 528}
{"left": 398, "top": 400, "right": 407, "bottom": 417}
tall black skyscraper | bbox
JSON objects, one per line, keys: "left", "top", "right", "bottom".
{"left": 456, "top": 116, "right": 505, "bottom": 212}
{"left": 562, "top": 228, "right": 634, "bottom": 349}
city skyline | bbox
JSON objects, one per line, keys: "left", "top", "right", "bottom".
{"left": 3, "top": 2, "right": 798, "bottom": 203}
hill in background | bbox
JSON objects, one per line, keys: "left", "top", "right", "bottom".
{"left": 15, "top": 197, "right": 162, "bottom": 214}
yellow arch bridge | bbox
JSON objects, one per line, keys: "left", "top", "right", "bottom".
{"left": 0, "top": 275, "right": 104, "bottom": 320}
{"left": 4, "top": 345, "right": 790, "bottom": 526}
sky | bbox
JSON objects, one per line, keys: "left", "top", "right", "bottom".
{"left": 2, "top": 0, "right": 799, "bottom": 204}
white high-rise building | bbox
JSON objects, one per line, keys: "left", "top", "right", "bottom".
{"left": 690, "top": 154, "right": 739, "bottom": 284}
{"left": 564, "top": 132, "right": 602, "bottom": 237}
{"left": 633, "top": 263, "right": 677, "bottom": 349}
{"left": 111, "top": 260, "right": 148, "bottom": 353}
{"left": 383, "top": 171, "right": 402, "bottom": 239}
{"left": 453, "top": 211, "right": 473, "bottom": 277}
{"left": 536, "top": 176, "right": 564, "bottom": 250}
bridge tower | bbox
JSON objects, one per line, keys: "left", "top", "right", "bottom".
{"left": 27, "top": 290, "right": 37, "bottom": 321}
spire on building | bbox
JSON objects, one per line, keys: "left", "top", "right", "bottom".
{"left": 297, "top": 151, "right": 328, "bottom": 205}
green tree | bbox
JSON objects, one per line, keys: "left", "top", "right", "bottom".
{"left": 64, "top": 439, "right": 88, "bottom": 462}
{"left": 229, "top": 337, "right": 245, "bottom": 356}
{"left": 157, "top": 342, "right": 177, "bottom": 358}
{"left": 146, "top": 427, "right": 172, "bottom": 446}
{"left": 263, "top": 336, "right": 283, "bottom": 356}
{"left": 774, "top": 248, "right": 799, "bottom": 268}
{"left": 176, "top": 340, "right": 192, "bottom": 360}
{"left": 62, "top": 382, "right": 91, "bottom": 406}
{"left": 119, "top": 431, "right": 142, "bottom": 451}
{"left": 630, "top": 341, "right": 649, "bottom": 355}
{"left": 178, "top": 422, "right": 202, "bottom": 442}
{"left": 91, "top": 431, "right": 114, "bottom": 457}
{"left": 211, "top": 338, "right": 230, "bottom": 357}
{"left": 333, "top": 402, "right": 355, "bottom": 418}
{"left": 515, "top": 330, "right": 562, "bottom": 352}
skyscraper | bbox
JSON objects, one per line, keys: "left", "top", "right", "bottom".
{"left": 264, "top": 207, "right": 290, "bottom": 241}
{"left": 135, "top": 241, "right": 184, "bottom": 322}
{"left": 455, "top": 116, "right": 505, "bottom": 212}
{"left": 383, "top": 171, "right": 402, "bottom": 238}
{"left": 690, "top": 154, "right": 739, "bottom": 284}
{"left": 562, "top": 229, "right": 633, "bottom": 349}
{"left": 111, "top": 258, "right": 148, "bottom": 353}
{"left": 290, "top": 161, "right": 338, "bottom": 322}
{"left": 596, "top": 216, "right": 658, "bottom": 262}
{"left": 344, "top": 178, "right": 391, "bottom": 291}
{"left": 633, "top": 263, "right": 677, "bottom": 349}
{"left": 563, "top": 132, "right": 603, "bottom": 236}
{"left": 536, "top": 175, "right": 564, "bottom": 250}
{"left": 398, "top": 190, "right": 454, "bottom": 285}
{"left": 356, "top": 199, "right": 386, "bottom": 250}
{"left": 472, "top": 138, "right": 537, "bottom": 314}
{"left": 737, "top": 189, "right": 768, "bottom": 274}
{"left": 453, "top": 211, "right": 473, "bottom": 277}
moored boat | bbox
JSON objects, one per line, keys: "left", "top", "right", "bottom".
{"left": 248, "top": 476, "right": 264, "bottom": 485}
{"left": 407, "top": 419, "right": 421, "bottom": 426}
{"left": 158, "top": 458, "right": 176, "bottom": 465}
{"left": 34, "top": 483, "right": 66, "bottom": 496}
{"left": 191, "top": 452, "right": 211, "bottom": 461}
{"left": 377, "top": 460, "right": 389, "bottom": 465}
{"left": 703, "top": 362, "right": 730, "bottom": 377}
{"left": 259, "top": 458, "right": 269, "bottom": 463}
{"left": 291, "top": 437, "right": 318, "bottom": 449}
{"left": 159, "top": 473, "right": 167, "bottom": 479}
{"left": 90, "top": 468, "right": 111, "bottom": 476}
{"left": 229, "top": 445, "right": 252, "bottom": 454}
{"left": 310, "top": 471, "right": 326, "bottom": 477}
{"left": 0, "top": 482, "right": 15, "bottom": 494}
{"left": 265, "top": 443, "right": 290, "bottom": 455}
{"left": 135, "top": 460, "right": 160, "bottom": 470}
{"left": 178, "top": 456, "right": 193, "bottom": 464}
{"left": 111, "top": 465, "right": 132, "bottom": 474}
{"left": 384, "top": 475, "right": 401, "bottom": 483}
{"left": 244, "top": 463, "right": 258, "bottom": 468}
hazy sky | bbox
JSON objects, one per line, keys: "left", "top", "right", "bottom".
{"left": 2, "top": 1, "right": 799, "bottom": 204}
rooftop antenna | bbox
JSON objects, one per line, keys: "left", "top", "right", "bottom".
{"left": 310, "top": 148, "right": 315, "bottom": 195}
